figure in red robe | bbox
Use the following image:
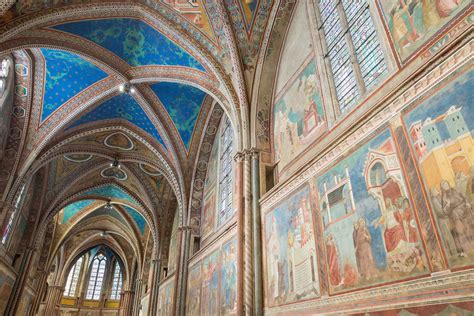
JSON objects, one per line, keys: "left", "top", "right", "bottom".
{"left": 326, "top": 233, "right": 341, "bottom": 286}
{"left": 379, "top": 198, "right": 407, "bottom": 253}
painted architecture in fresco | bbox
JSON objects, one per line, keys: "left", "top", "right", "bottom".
{"left": 404, "top": 70, "right": 474, "bottom": 267}
{"left": 263, "top": 185, "right": 319, "bottom": 307}
{"left": 0, "top": 0, "right": 472, "bottom": 315}
{"left": 378, "top": 0, "right": 470, "bottom": 61}
{"left": 273, "top": 58, "right": 326, "bottom": 172}
{"left": 316, "top": 129, "right": 428, "bottom": 293}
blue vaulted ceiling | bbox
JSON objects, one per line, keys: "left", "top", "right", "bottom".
{"left": 40, "top": 48, "right": 108, "bottom": 122}
{"left": 123, "top": 205, "right": 146, "bottom": 234}
{"left": 151, "top": 82, "right": 206, "bottom": 149}
{"left": 51, "top": 18, "right": 206, "bottom": 71}
{"left": 62, "top": 199, "right": 95, "bottom": 223}
{"left": 69, "top": 94, "right": 166, "bottom": 148}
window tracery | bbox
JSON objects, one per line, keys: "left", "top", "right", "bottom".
{"left": 2, "top": 183, "right": 27, "bottom": 244}
{"left": 86, "top": 253, "right": 107, "bottom": 300}
{"left": 64, "top": 256, "right": 83, "bottom": 297}
{"left": 0, "top": 58, "right": 11, "bottom": 98}
{"left": 317, "top": 0, "right": 387, "bottom": 112}
{"left": 217, "top": 116, "right": 234, "bottom": 227}
{"left": 110, "top": 261, "right": 122, "bottom": 300}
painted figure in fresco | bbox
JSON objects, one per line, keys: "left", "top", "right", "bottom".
{"left": 466, "top": 166, "right": 474, "bottom": 207}
{"left": 353, "top": 218, "right": 376, "bottom": 280}
{"left": 440, "top": 180, "right": 474, "bottom": 257}
{"left": 430, "top": 187, "right": 458, "bottom": 256}
{"left": 267, "top": 215, "right": 281, "bottom": 301}
{"left": 326, "top": 233, "right": 342, "bottom": 287}
{"left": 436, "top": 0, "right": 463, "bottom": 17}
{"left": 376, "top": 197, "right": 424, "bottom": 272}
{"left": 222, "top": 244, "right": 237, "bottom": 313}
{"left": 398, "top": 197, "right": 418, "bottom": 244}
{"left": 378, "top": 198, "right": 406, "bottom": 253}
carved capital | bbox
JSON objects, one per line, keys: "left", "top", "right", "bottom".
{"left": 234, "top": 151, "right": 246, "bottom": 162}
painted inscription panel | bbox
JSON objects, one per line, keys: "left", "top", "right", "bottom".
{"left": 316, "top": 129, "right": 429, "bottom": 294}
{"left": 263, "top": 185, "right": 320, "bottom": 307}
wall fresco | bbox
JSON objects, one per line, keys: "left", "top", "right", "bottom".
{"left": 0, "top": 264, "right": 15, "bottom": 315}
{"left": 263, "top": 185, "right": 320, "bottom": 307}
{"left": 168, "top": 211, "right": 178, "bottom": 273}
{"left": 201, "top": 116, "right": 222, "bottom": 240}
{"left": 201, "top": 248, "right": 220, "bottom": 315}
{"left": 377, "top": 0, "right": 470, "bottom": 61}
{"left": 186, "top": 235, "right": 238, "bottom": 315}
{"left": 273, "top": 58, "right": 327, "bottom": 173}
{"left": 186, "top": 264, "right": 201, "bottom": 315}
{"left": 220, "top": 237, "right": 237, "bottom": 315}
{"left": 315, "top": 128, "right": 429, "bottom": 294}
{"left": 403, "top": 69, "right": 474, "bottom": 268}
{"left": 157, "top": 276, "right": 174, "bottom": 316}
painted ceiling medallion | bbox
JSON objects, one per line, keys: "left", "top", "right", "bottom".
{"left": 101, "top": 167, "right": 128, "bottom": 181}
{"left": 139, "top": 163, "right": 161, "bottom": 176}
{"left": 104, "top": 132, "right": 134, "bottom": 151}
{"left": 64, "top": 154, "right": 93, "bottom": 163}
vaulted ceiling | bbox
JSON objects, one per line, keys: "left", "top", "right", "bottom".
{"left": 0, "top": 0, "right": 285, "bottom": 263}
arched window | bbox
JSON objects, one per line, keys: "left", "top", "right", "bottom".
{"left": 2, "top": 183, "right": 26, "bottom": 244}
{"left": 64, "top": 256, "right": 83, "bottom": 297}
{"left": 86, "top": 253, "right": 107, "bottom": 300}
{"left": 217, "top": 117, "right": 234, "bottom": 227}
{"left": 317, "top": 0, "right": 387, "bottom": 112}
{"left": 0, "top": 58, "right": 11, "bottom": 98}
{"left": 110, "top": 262, "right": 123, "bottom": 300}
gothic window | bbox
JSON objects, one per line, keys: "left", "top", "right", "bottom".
{"left": 2, "top": 183, "right": 26, "bottom": 244}
{"left": 110, "top": 262, "right": 123, "bottom": 300}
{"left": 64, "top": 256, "right": 83, "bottom": 297}
{"left": 86, "top": 253, "right": 107, "bottom": 300}
{"left": 317, "top": 0, "right": 387, "bottom": 113}
{"left": 0, "top": 58, "right": 11, "bottom": 98}
{"left": 217, "top": 117, "right": 234, "bottom": 227}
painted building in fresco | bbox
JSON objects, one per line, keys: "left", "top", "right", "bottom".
{"left": 0, "top": 1, "right": 472, "bottom": 316}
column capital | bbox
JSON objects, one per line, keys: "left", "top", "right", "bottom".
{"left": 234, "top": 151, "right": 246, "bottom": 162}
{"left": 249, "top": 148, "right": 261, "bottom": 160}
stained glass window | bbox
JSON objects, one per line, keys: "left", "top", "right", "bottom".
{"left": 64, "top": 256, "right": 83, "bottom": 297}
{"left": 217, "top": 117, "right": 234, "bottom": 227}
{"left": 110, "top": 262, "right": 122, "bottom": 300}
{"left": 0, "top": 58, "right": 11, "bottom": 98}
{"left": 2, "top": 183, "right": 26, "bottom": 244}
{"left": 318, "top": 0, "right": 387, "bottom": 112}
{"left": 86, "top": 253, "right": 107, "bottom": 300}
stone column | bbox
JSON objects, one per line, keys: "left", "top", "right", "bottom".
{"left": 43, "top": 285, "right": 63, "bottom": 316}
{"left": 147, "top": 258, "right": 161, "bottom": 316}
{"left": 234, "top": 152, "right": 245, "bottom": 316}
{"left": 174, "top": 226, "right": 191, "bottom": 316}
{"left": 5, "top": 247, "right": 36, "bottom": 315}
{"left": 120, "top": 289, "right": 135, "bottom": 316}
{"left": 243, "top": 150, "right": 254, "bottom": 315}
{"left": 251, "top": 149, "right": 263, "bottom": 315}
{"left": 132, "top": 279, "right": 144, "bottom": 316}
